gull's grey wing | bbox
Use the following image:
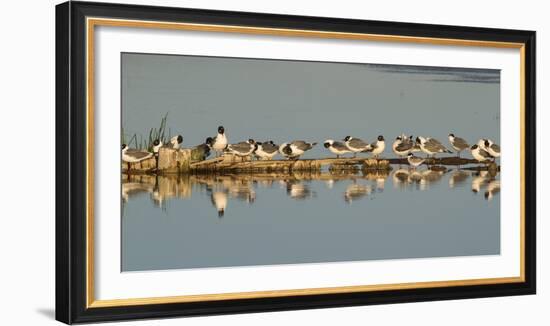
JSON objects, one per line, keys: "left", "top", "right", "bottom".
{"left": 429, "top": 138, "right": 444, "bottom": 146}
{"left": 262, "top": 142, "right": 279, "bottom": 153}
{"left": 332, "top": 141, "right": 349, "bottom": 151}
{"left": 490, "top": 143, "right": 501, "bottom": 153}
{"left": 396, "top": 141, "right": 413, "bottom": 151}
{"left": 480, "top": 148, "right": 492, "bottom": 158}
{"left": 425, "top": 138, "right": 448, "bottom": 152}
{"left": 292, "top": 140, "right": 314, "bottom": 151}
{"left": 349, "top": 138, "right": 368, "bottom": 148}
{"left": 453, "top": 137, "right": 470, "bottom": 149}
{"left": 229, "top": 142, "right": 252, "bottom": 152}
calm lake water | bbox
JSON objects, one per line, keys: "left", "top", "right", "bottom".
{"left": 121, "top": 166, "right": 500, "bottom": 272}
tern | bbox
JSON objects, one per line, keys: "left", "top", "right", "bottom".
{"left": 407, "top": 153, "right": 425, "bottom": 169}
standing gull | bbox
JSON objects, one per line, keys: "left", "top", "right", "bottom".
{"left": 211, "top": 126, "right": 228, "bottom": 157}
{"left": 364, "top": 135, "right": 385, "bottom": 158}
{"left": 121, "top": 144, "right": 153, "bottom": 172}
{"left": 343, "top": 136, "right": 371, "bottom": 157}
{"left": 448, "top": 133, "right": 469, "bottom": 157}
{"left": 324, "top": 139, "right": 351, "bottom": 158}
{"left": 152, "top": 139, "right": 162, "bottom": 170}
{"left": 152, "top": 139, "right": 163, "bottom": 153}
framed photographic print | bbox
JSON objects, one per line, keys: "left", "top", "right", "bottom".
{"left": 56, "top": 1, "right": 536, "bottom": 324}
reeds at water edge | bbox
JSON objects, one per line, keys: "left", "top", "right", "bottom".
{"left": 122, "top": 113, "right": 170, "bottom": 150}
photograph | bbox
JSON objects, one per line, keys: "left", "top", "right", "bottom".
{"left": 52, "top": 1, "right": 537, "bottom": 324}
{"left": 120, "top": 53, "right": 501, "bottom": 272}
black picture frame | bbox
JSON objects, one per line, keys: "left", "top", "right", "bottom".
{"left": 56, "top": 1, "right": 536, "bottom": 324}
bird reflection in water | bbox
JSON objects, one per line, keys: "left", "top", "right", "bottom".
{"left": 122, "top": 178, "right": 155, "bottom": 203}
{"left": 448, "top": 169, "right": 470, "bottom": 188}
{"left": 151, "top": 181, "right": 164, "bottom": 208}
{"left": 324, "top": 179, "right": 335, "bottom": 189}
{"left": 419, "top": 169, "right": 445, "bottom": 191}
{"left": 375, "top": 177, "right": 385, "bottom": 192}
{"left": 392, "top": 168, "right": 410, "bottom": 190}
{"left": 256, "top": 179, "right": 276, "bottom": 189}
{"left": 122, "top": 167, "right": 500, "bottom": 217}
{"left": 471, "top": 171, "right": 489, "bottom": 194}
{"left": 344, "top": 182, "right": 372, "bottom": 204}
{"left": 210, "top": 190, "right": 228, "bottom": 217}
{"left": 122, "top": 175, "right": 178, "bottom": 210}
{"left": 205, "top": 178, "right": 255, "bottom": 217}
{"left": 391, "top": 167, "right": 499, "bottom": 201}
{"left": 390, "top": 167, "right": 447, "bottom": 191}
{"left": 469, "top": 171, "right": 500, "bottom": 201}
{"left": 228, "top": 180, "right": 256, "bottom": 204}
{"left": 281, "top": 180, "right": 316, "bottom": 200}
{"left": 484, "top": 179, "right": 501, "bottom": 201}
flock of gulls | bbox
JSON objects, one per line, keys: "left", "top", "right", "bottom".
{"left": 121, "top": 125, "right": 501, "bottom": 171}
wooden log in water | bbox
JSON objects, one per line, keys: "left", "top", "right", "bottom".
{"left": 362, "top": 158, "right": 391, "bottom": 171}
{"left": 189, "top": 156, "right": 225, "bottom": 167}
{"left": 157, "top": 148, "right": 191, "bottom": 174}
{"left": 189, "top": 156, "right": 391, "bottom": 173}
{"left": 123, "top": 150, "right": 497, "bottom": 175}
{"left": 191, "top": 157, "right": 322, "bottom": 173}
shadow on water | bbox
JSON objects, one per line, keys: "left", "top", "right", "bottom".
{"left": 122, "top": 167, "right": 500, "bottom": 217}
